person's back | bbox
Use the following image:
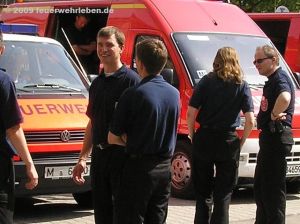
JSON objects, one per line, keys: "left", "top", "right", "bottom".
{"left": 125, "top": 76, "right": 179, "bottom": 156}
{"left": 187, "top": 47, "right": 255, "bottom": 224}
{"left": 108, "top": 39, "right": 179, "bottom": 224}
{"left": 195, "top": 72, "right": 251, "bottom": 129}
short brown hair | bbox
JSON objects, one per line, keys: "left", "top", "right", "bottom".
{"left": 97, "top": 26, "right": 125, "bottom": 47}
{"left": 136, "top": 39, "right": 167, "bottom": 75}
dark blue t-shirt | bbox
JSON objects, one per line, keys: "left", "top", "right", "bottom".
{"left": 0, "top": 69, "right": 23, "bottom": 157}
{"left": 257, "top": 67, "right": 295, "bottom": 129}
{"left": 110, "top": 75, "right": 180, "bottom": 157}
{"left": 189, "top": 73, "right": 254, "bottom": 129}
{"left": 86, "top": 65, "right": 140, "bottom": 145}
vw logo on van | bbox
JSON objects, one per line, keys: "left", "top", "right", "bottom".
{"left": 60, "top": 130, "right": 71, "bottom": 142}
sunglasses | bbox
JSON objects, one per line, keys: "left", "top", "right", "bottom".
{"left": 253, "top": 57, "right": 273, "bottom": 65}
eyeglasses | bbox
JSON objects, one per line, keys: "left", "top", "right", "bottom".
{"left": 253, "top": 57, "right": 273, "bottom": 65}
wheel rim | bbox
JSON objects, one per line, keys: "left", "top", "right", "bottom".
{"left": 171, "top": 152, "right": 192, "bottom": 190}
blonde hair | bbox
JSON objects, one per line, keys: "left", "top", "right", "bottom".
{"left": 212, "top": 47, "right": 243, "bottom": 84}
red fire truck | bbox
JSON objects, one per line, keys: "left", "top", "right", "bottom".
{"left": 248, "top": 12, "right": 300, "bottom": 74}
{"left": 1, "top": 0, "right": 300, "bottom": 199}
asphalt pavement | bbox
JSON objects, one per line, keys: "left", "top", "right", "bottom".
{"left": 14, "top": 188, "right": 300, "bottom": 223}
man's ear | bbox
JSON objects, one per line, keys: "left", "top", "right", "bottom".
{"left": 119, "top": 44, "right": 124, "bottom": 54}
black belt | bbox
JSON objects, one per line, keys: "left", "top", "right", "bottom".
{"left": 201, "top": 125, "right": 236, "bottom": 132}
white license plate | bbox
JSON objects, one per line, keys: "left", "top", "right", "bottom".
{"left": 286, "top": 165, "right": 300, "bottom": 176}
{"left": 44, "top": 165, "right": 90, "bottom": 179}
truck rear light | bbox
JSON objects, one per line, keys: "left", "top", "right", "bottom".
{"left": 13, "top": 155, "right": 21, "bottom": 162}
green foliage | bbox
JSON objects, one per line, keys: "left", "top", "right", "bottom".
{"left": 230, "top": 0, "right": 300, "bottom": 12}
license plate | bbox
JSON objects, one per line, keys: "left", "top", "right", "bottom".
{"left": 286, "top": 165, "right": 300, "bottom": 176}
{"left": 44, "top": 165, "right": 90, "bottom": 179}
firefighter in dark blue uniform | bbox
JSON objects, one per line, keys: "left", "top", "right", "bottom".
{"left": 187, "top": 47, "right": 255, "bottom": 224}
{"left": 0, "top": 30, "right": 38, "bottom": 224}
{"left": 64, "top": 14, "right": 98, "bottom": 74}
{"left": 108, "top": 39, "right": 180, "bottom": 224}
{"left": 72, "top": 26, "right": 140, "bottom": 224}
{"left": 254, "top": 45, "right": 295, "bottom": 224}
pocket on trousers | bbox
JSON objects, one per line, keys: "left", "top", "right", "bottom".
{"left": 226, "top": 136, "right": 241, "bottom": 163}
{"left": 280, "top": 129, "right": 294, "bottom": 145}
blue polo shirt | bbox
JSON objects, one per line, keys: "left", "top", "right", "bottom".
{"left": 86, "top": 65, "right": 140, "bottom": 145}
{"left": 110, "top": 75, "right": 180, "bottom": 157}
{"left": 0, "top": 69, "right": 23, "bottom": 157}
{"left": 189, "top": 72, "right": 254, "bottom": 129}
{"left": 257, "top": 67, "right": 295, "bottom": 129}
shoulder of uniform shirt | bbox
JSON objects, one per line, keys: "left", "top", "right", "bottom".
{"left": 0, "top": 69, "right": 14, "bottom": 87}
{"left": 124, "top": 67, "right": 141, "bottom": 82}
{"left": 0, "top": 69, "right": 10, "bottom": 81}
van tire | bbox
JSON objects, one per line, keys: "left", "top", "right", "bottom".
{"left": 72, "top": 191, "right": 93, "bottom": 208}
{"left": 286, "top": 181, "right": 300, "bottom": 194}
{"left": 171, "top": 140, "right": 195, "bottom": 199}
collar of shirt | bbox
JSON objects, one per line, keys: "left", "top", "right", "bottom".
{"left": 99, "top": 64, "right": 127, "bottom": 79}
{"left": 140, "top": 74, "right": 162, "bottom": 85}
{"left": 267, "top": 67, "right": 281, "bottom": 81}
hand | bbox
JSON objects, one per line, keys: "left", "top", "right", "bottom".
{"left": 240, "top": 138, "right": 246, "bottom": 148}
{"left": 121, "top": 134, "right": 127, "bottom": 144}
{"left": 188, "top": 134, "right": 193, "bottom": 143}
{"left": 25, "top": 163, "right": 38, "bottom": 190}
{"left": 271, "top": 112, "right": 286, "bottom": 121}
{"left": 72, "top": 160, "right": 86, "bottom": 185}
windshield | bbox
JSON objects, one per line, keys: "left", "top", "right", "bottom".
{"left": 0, "top": 41, "right": 89, "bottom": 93}
{"left": 173, "top": 33, "right": 296, "bottom": 87}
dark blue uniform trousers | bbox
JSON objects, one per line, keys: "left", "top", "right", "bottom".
{"left": 192, "top": 128, "right": 240, "bottom": 224}
{"left": 90, "top": 145, "right": 127, "bottom": 224}
{"left": 0, "top": 152, "right": 14, "bottom": 224}
{"left": 114, "top": 156, "right": 171, "bottom": 224}
{"left": 254, "top": 129, "right": 293, "bottom": 224}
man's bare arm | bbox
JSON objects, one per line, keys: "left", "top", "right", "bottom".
{"left": 73, "top": 120, "right": 93, "bottom": 185}
{"left": 6, "top": 124, "right": 38, "bottom": 190}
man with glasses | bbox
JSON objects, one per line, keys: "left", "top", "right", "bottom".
{"left": 253, "top": 45, "right": 295, "bottom": 224}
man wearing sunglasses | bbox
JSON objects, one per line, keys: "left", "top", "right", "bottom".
{"left": 253, "top": 45, "right": 295, "bottom": 224}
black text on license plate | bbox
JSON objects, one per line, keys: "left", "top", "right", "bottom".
{"left": 286, "top": 165, "right": 300, "bottom": 176}
{"left": 44, "top": 165, "right": 90, "bottom": 179}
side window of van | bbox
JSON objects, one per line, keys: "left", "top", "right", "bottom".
{"left": 132, "top": 35, "right": 179, "bottom": 89}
